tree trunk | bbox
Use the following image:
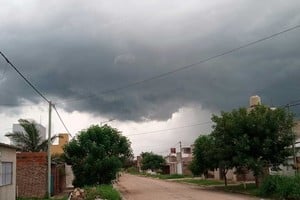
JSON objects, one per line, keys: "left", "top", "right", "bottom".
{"left": 224, "top": 174, "right": 227, "bottom": 186}
{"left": 222, "top": 169, "right": 228, "bottom": 186}
{"left": 255, "top": 175, "right": 259, "bottom": 188}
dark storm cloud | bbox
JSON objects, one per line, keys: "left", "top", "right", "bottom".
{"left": 1, "top": 0, "right": 300, "bottom": 121}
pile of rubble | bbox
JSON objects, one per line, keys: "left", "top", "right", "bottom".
{"left": 69, "top": 188, "right": 107, "bottom": 200}
{"left": 69, "top": 188, "right": 85, "bottom": 200}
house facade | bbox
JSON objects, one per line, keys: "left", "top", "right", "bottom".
{"left": 165, "top": 146, "right": 193, "bottom": 175}
{"left": 50, "top": 133, "right": 74, "bottom": 189}
{"left": 0, "top": 143, "right": 17, "bottom": 200}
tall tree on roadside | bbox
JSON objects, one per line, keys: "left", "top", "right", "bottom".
{"left": 63, "top": 124, "right": 133, "bottom": 187}
{"left": 211, "top": 105, "right": 295, "bottom": 187}
{"left": 141, "top": 152, "right": 166, "bottom": 172}
{"left": 189, "top": 135, "right": 217, "bottom": 178}
{"left": 5, "top": 119, "right": 57, "bottom": 152}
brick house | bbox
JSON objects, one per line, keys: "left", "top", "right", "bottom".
{"left": 16, "top": 152, "right": 66, "bottom": 198}
{"left": 0, "top": 143, "right": 17, "bottom": 200}
{"left": 16, "top": 152, "right": 47, "bottom": 198}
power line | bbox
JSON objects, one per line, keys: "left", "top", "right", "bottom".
{"left": 52, "top": 104, "right": 72, "bottom": 137}
{"left": 60, "top": 24, "right": 300, "bottom": 104}
{"left": 0, "top": 51, "right": 50, "bottom": 103}
{"left": 125, "top": 121, "right": 212, "bottom": 137}
{"left": 0, "top": 102, "right": 47, "bottom": 107}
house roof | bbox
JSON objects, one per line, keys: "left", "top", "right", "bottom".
{"left": 0, "top": 142, "right": 19, "bottom": 150}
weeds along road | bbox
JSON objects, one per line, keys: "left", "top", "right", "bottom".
{"left": 116, "top": 174, "right": 260, "bottom": 200}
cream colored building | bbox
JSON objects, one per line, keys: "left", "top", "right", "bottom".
{"left": 50, "top": 133, "right": 69, "bottom": 155}
{"left": 0, "top": 143, "right": 17, "bottom": 200}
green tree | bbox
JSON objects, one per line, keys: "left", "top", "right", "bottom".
{"left": 141, "top": 152, "right": 166, "bottom": 172}
{"left": 211, "top": 105, "right": 295, "bottom": 187}
{"left": 63, "top": 124, "right": 133, "bottom": 187}
{"left": 5, "top": 119, "right": 57, "bottom": 152}
{"left": 190, "top": 135, "right": 217, "bottom": 178}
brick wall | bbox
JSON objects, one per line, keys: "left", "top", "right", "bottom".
{"left": 16, "top": 152, "right": 47, "bottom": 198}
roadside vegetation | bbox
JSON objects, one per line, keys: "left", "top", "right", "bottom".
{"left": 140, "top": 152, "right": 166, "bottom": 172}
{"left": 145, "top": 173, "right": 188, "bottom": 179}
{"left": 190, "top": 105, "right": 295, "bottom": 187}
{"left": 85, "top": 185, "right": 121, "bottom": 200}
{"left": 258, "top": 174, "right": 300, "bottom": 199}
{"left": 215, "top": 183, "right": 259, "bottom": 196}
{"left": 63, "top": 124, "right": 133, "bottom": 187}
{"left": 176, "top": 179, "right": 224, "bottom": 186}
{"left": 17, "top": 185, "right": 121, "bottom": 200}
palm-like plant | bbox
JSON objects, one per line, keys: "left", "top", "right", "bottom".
{"left": 5, "top": 119, "right": 57, "bottom": 152}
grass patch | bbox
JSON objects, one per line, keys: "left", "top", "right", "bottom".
{"left": 85, "top": 185, "right": 121, "bottom": 200}
{"left": 136, "top": 172, "right": 190, "bottom": 179}
{"left": 156, "top": 174, "right": 188, "bottom": 179}
{"left": 216, "top": 183, "right": 259, "bottom": 196}
{"left": 176, "top": 178, "right": 224, "bottom": 186}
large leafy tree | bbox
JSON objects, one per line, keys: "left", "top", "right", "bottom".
{"left": 141, "top": 152, "right": 166, "bottom": 172}
{"left": 5, "top": 119, "right": 56, "bottom": 152}
{"left": 63, "top": 124, "right": 133, "bottom": 187}
{"left": 211, "top": 105, "right": 295, "bottom": 186}
{"left": 189, "top": 135, "right": 217, "bottom": 177}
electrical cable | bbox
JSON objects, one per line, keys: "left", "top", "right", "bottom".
{"left": 52, "top": 104, "right": 72, "bottom": 137}
{"left": 59, "top": 24, "right": 300, "bottom": 104}
{"left": 0, "top": 52, "right": 72, "bottom": 139}
{"left": 0, "top": 51, "right": 50, "bottom": 103}
{"left": 125, "top": 121, "right": 212, "bottom": 137}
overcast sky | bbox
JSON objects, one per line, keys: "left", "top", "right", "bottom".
{"left": 1, "top": 0, "right": 300, "bottom": 156}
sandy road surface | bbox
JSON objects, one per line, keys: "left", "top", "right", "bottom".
{"left": 116, "top": 174, "right": 260, "bottom": 200}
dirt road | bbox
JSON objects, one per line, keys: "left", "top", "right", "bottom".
{"left": 116, "top": 174, "right": 260, "bottom": 200}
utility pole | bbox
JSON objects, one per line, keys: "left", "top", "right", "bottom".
{"left": 47, "top": 101, "right": 52, "bottom": 198}
{"left": 179, "top": 141, "right": 183, "bottom": 175}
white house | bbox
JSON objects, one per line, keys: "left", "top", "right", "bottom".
{"left": 0, "top": 143, "right": 17, "bottom": 200}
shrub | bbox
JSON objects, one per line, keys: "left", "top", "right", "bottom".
{"left": 259, "top": 174, "right": 300, "bottom": 199}
{"left": 85, "top": 185, "right": 121, "bottom": 200}
{"left": 127, "top": 166, "right": 139, "bottom": 174}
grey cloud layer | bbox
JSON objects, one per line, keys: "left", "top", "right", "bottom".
{"left": 1, "top": 0, "right": 300, "bottom": 120}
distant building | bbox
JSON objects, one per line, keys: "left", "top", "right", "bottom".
{"left": 165, "top": 146, "right": 193, "bottom": 175}
{"left": 50, "top": 133, "right": 69, "bottom": 155}
{"left": 11, "top": 122, "right": 46, "bottom": 144}
{"left": 247, "top": 95, "right": 261, "bottom": 112}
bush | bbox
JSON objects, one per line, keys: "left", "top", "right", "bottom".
{"left": 127, "top": 166, "right": 139, "bottom": 174}
{"left": 158, "top": 174, "right": 186, "bottom": 179}
{"left": 85, "top": 185, "right": 121, "bottom": 200}
{"left": 259, "top": 174, "right": 300, "bottom": 199}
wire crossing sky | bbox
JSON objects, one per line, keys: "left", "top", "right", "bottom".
{"left": 1, "top": 0, "right": 300, "bottom": 155}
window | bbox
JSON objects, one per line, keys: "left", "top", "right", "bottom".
{"left": 0, "top": 162, "right": 13, "bottom": 186}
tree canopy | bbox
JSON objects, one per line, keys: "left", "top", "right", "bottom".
{"left": 189, "top": 135, "right": 216, "bottom": 177}
{"left": 5, "top": 119, "right": 57, "bottom": 152}
{"left": 141, "top": 152, "right": 166, "bottom": 172}
{"left": 191, "top": 105, "right": 295, "bottom": 186}
{"left": 63, "top": 124, "right": 133, "bottom": 187}
{"left": 214, "top": 105, "right": 294, "bottom": 185}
